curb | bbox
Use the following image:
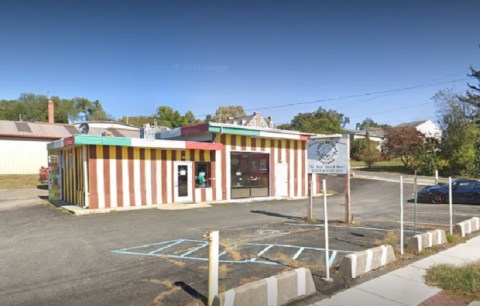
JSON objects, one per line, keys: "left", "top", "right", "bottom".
{"left": 407, "top": 229, "right": 447, "bottom": 253}
{"left": 213, "top": 268, "right": 316, "bottom": 306}
{"left": 338, "top": 244, "right": 395, "bottom": 278}
{"left": 454, "top": 217, "right": 480, "bottom": 237}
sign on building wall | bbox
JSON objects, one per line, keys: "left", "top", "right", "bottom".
{"left": 308, "top": 136, "right": 349, "bottom": 174}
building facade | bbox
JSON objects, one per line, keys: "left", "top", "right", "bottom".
{"left": 48, "top": 123, "right": 311, "bottom": 210}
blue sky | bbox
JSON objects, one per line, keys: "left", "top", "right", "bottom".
{"left": 0, "top": 0, "right": 479, "bottom": 128}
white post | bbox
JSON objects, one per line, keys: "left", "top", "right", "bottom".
{"left": 435, "top": 170, "right": 439, "bottom": 185}
{"left": 207, "top": 230, "right": 219, "bottom": 306}
{"left": 323, "top": 179, "right": 332, "bottom": 281}
{"left": 83, "top": 146, "right": 89, "bottom": 208}
{"left": 308, "top": 174, "right": 313, "bottom": 220}
{"left": 449, "top": 177, "right": 453, "bottom": 235}
{"left": 400, "top": 176, "right": 404, "bottom": 255}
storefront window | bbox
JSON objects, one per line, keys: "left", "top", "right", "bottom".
{"left": 195, "top": 162, "right": 211, "bottom": 188}
{"left": 231, "top": 152, "right": 269, "bottom": 198}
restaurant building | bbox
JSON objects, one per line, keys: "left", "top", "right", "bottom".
{"left": 47, "top": 122, "right": 311, "bottom": 211}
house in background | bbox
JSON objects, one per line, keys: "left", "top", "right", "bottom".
{"left": 396, "top": 120, "right": 442, "bottom": 140}
{"left": 344, "top": 127, "right": 385, "bottom": 150}
{"left": 224, "top": 112, "right": 275, "bottom": 129}
{"left": 0, "top": 100, "right": 141, "bottom": 175}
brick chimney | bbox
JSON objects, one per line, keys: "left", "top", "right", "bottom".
{"left": 48, "top": 100, "right": 54, "bottom": 124}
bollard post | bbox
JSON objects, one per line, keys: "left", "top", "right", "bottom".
{"left": 323, "top": 179, "right": 332, "bottom": 281}
{"left": 207, "top": 230, "right": 219, "bottom": 306}
{"left": 308, "top": 174, "right": 313, "bottom": 220}
{"left": 400, "top": 176, "right": 404, "bottom": 255}
{"left": 449, "top": 177, "right": 453, "bottom": 235}
{"left": 435, "top": 170, "right": 439, "bottom": 185}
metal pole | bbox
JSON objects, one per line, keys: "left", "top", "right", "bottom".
{"left": 308, "top": 174, "right": 313, "bottom": 220}
{"left": 413, "top": 173, "right": 418, "bottom": 235}
{"left": 449, "top": 177, "right": 453, "bottom": 235}
{"left": 400, "top": 176, "right": 404, "bottom": 255}
{"left": 323, "top": 179, "right": 332, "bottom": 281}
{"left": 345, "top": 136, "right": 351, "bottom": 224}
{"left": 207, "top": 230, "right": 219, "bottom": 306}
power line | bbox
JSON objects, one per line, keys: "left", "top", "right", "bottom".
{"left": 195, "top": 77, "right": 467, "bottom": 118}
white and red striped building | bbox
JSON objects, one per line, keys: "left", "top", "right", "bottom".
{"left": 48, "top": 122, "right": 312, "bottom": 211}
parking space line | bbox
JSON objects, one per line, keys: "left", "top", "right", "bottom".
{"left": 112, "top": 239, "right": 354, "bottom": 267}
{"left": 329, "top": 251, "right": 337, "bottom": 267}
{"left": 285, "top": 222, "right": 421, "bottom": 233}
{"left": 148, "top": 239, "right": 185, "bottom": 255}
{"left": 179, "top": 242, "right": 209, "bottom": 257}
{"left": 292, "top": 247, "right": 304, "bottom": 260}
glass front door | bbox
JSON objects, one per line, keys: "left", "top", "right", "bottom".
{"left": 174, "top": 161, "right": 192, "bottom": 203}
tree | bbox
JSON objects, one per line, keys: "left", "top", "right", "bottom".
{"left": 359, "top": 140, "right": 381, "bottom": 168}
{"left": 356, "top": 117, "right": 388, "bottom": 130}
{"left": 155, "top": 106, "right": 200, "bottom": 128}
{"left": 382, "top": 126, "right": 425, "bottom": 170}
{"left": 284, "top": 107, "right": 345, "bottom": 134}
{"left": 458, "top": 66, "right": 480, "bottom": 122}
{"left": 0, "top": 93, "right": 111, "bottom": 123}
{"left": 213, "top": 105, "right": 246, "bottom": 122}
{"left": 434, "top": 89, "right": 480, "bottom": 177}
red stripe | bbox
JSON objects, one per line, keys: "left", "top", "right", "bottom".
{"left": 210, "top": 150, "right": 216, "bottom": 201}
{"left": 161, "top": 150, "right": 167, "bottom": 204}
{"left": 286, "top": 140, "right": 291, "bottom": 197}
{"left": 185, "top": 142, "right": 223, "bottom": 151}
{"left": 88, "top": 146, "right": 98, "bottom": 209}
{"left": 201, "top": 188, "right": 206, "bottom": 202}
{"left": 103, "top": 146, "right": 111, "bottom": 208}
{"left": 294, "top": 141, "right": 298, "bottom": 197}
{"left": 302, "top": 141, "right": 306, "bottom": 196}
{"left": 241, "top": 136, "right": 246, "bottom": 151}
{"left": 200, "top": 150, "right": 205, "bottom": 162}
{"left": 139, "top": 149, "right": 146, "bottom": 205}
{"left": 116, "top": 147, "right": 123, "bottom": 208}
{"left": 300, "top": 135, "right": 310, "bottom": 141}
{"left": 251, "top": 137, "right": 257, "bottom": 151}
{"left": 151, "top": 149, "right": 158, "bottom": 205}
{"left": 221, "top": 134, "right": 227, "bottom": 200}
{"left": 128, "top": 147, "right": 135, "bottom": 206}
{"left": 270, "top": 145, "right": 275, "bottom": 196}
{"left": 261, "top": 138, "right": 266, "bottom": 152}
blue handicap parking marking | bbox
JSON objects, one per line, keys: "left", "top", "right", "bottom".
{"left": 112, "top": 239, "right": 353, "bottom": 267}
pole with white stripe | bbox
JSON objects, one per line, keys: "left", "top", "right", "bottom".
{"left": 400, "top": 176, "right": 404, "bottom": 255}
{"left": 323, "top": 179, "right": 332, "bottom": 281}
{"left": 449, "top": 177, "right": 453, "bottom": 235}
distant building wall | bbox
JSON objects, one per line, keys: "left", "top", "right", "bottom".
{"left": 0, "top": 138, "right": 48, "bottom": 174}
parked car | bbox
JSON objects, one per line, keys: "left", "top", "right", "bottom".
{"left": 417, "top": 179, "right": 480, "bottom": 204}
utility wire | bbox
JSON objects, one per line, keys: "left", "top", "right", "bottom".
{"left": 195, "top": 77, "right": 466, "bottom": 118}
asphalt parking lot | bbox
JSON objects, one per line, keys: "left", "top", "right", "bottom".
{"left": 0, "top": 175, "right": 478, "bottom": 305}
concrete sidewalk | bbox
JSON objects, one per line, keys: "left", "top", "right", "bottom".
{"left": 312, "top": 235, "right": 480, "bottom": 306}
{"left": 351, "top": 170, "right": 448, "bottom": 186}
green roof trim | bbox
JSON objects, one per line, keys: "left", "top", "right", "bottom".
{"left": 74, "top": 135, "right": 131, "bottom": 146}
{"left": 208, "top": 126, "right": 260, "bottom": 136}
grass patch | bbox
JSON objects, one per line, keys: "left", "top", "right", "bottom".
{"left": 0, "top": 174, "right": 45, "bottom": 189}
{"left": 351, "top": 159, "right": 410, "bottom": 174}
{"left": 425, "top": 261, "right": 480, "bottom": 300}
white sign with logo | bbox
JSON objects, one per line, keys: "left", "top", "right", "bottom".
{"left": 308, "top": 136, "right": 349, "bottom": 174}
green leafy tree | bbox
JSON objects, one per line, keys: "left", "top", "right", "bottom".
{"left": 382, "top": 126, "right": 425, "bottom": 170}
{"left": 434, "top": 88, "right": 480, "bottom": 177}
{"left": 213, "top": 105, "right": 246, "bottom": 122}
{"left": 356, "top": 117, "right": 388, "bottom": 130}
{"left": 359, "top": 140, "right": 381, "bottom": 168}
{"left": 286, "top": 107, "right": 345, "bottom": 134}
{"left": 350, "top": 139, "right": 367, "bottom": 161}
{"left": 155, "top": 106, "right": 200, "bottom": 128}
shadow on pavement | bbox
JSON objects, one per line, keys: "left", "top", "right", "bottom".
{"left": 250, "top": 210, "right": 303, "bottom": 221}
{"left": 174, "top": 281, "right": 207, "bottom": 305}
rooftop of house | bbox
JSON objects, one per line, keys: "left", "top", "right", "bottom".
{"left": 224, "top": 112, "right": 275, "bottom": 128}
{"left": 158, "top": 121, "right": 311, "bottom": 141}
{"left": 0, "top": 120, "right": 140, "bottom": 140}
{"left": 344, "top": 127, "right": 385, "bottom": 138}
